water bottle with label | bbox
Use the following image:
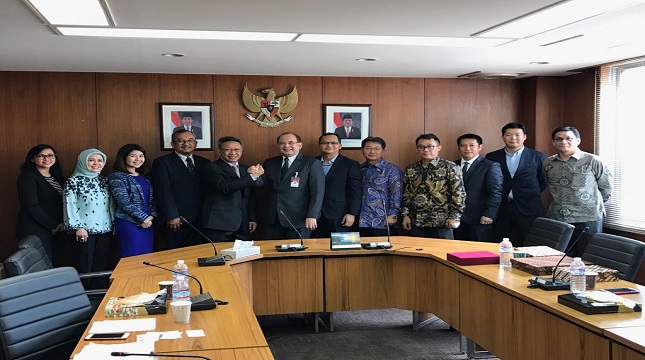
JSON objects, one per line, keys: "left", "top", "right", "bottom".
{"left": 499, "top": 237, "right": 513, "bottom": 268}
{"left": 569, "top": 257, "right": 586, "bottom": 296}
{"left": 172, "top": 259, "right": 189, "bottom": 284}
{"left": 172, "top": 275, "right": 191, "bottom": 302}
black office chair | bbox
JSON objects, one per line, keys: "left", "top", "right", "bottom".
{"left": 581, "top": 233, "right": 645, "bottom": 282}
{"left": 0, "top": 267, "right": 94, "bottom": 360}
{"left": 522, "top": 217, "right": 575, "bottom": 252}
{"left": 17, "top": 235, "right": 53, "bottom": 268}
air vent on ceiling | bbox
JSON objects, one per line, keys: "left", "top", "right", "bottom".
{"left": 458, "top": 71, "right": 526, "bottom": 80}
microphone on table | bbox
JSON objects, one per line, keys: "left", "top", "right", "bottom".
{"left": 528, "top": 227, "right": 589, "bottom": 290}
{"left": 111, "top": 351, "right": 211, "bottom": 359}
{"left": 275, "top": 209, "right": 307, "bottom": 252}
{"left": 362, "top": 199, "right": 393, "bottom": 250}
{"left": 179, "top": 216, "right": 225, "bottom": 266}
{"left": 142, "top": 261, "right": 219, "bottom": 310}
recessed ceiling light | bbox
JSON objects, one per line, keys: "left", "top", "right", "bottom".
{"left": 162, "top": 53, "right": 186, "bottom": 57}
{"left": 26, "top": 0, "right": 109, "bottom": 26}
{"left": 530, "top": 61, "right": 550, "bottom": 65}
{"left": 356, "top": 58, "right": 379, "bottom": 62}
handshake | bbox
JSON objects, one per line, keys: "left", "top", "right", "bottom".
{"left": 247, "top": 164, "right": 265, "bottom": 177}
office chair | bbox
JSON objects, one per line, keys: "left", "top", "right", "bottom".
{"left": 581, "top": 233, "right": 645, "bottom": 282}
{"left": 0, "top": 267, "right": 94, "bottom": 360}
{"left": 522, "top": 217, "right": 575, "bottom": 252}
{"left": 17, "top": 235, "right": 52, "bottom": 268}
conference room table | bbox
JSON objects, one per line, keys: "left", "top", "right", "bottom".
{"left": 72, "top": 236, "right": 645, "bottom": 360}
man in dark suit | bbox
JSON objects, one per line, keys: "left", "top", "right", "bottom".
{"left": 485, "top": 122, "right": 547, "bottom": 246}
{"left": 312, "top": 133, "right": 362, "bottom": 238}
{"left": 200, "top": 136, "right": 265, "bottom": 242}
{"left": 172, "top": 112, "right": 203, "bottom": 139}
{"left": 453, "top": 134, "right": 503, "bottom": 242}
{"left": 151, "top": 129, "right": 210, "bottom": 249}
{"left": 334, "top": 114, "right": 361, "bottom": 139}
{"left": 260, "top": 132, "right": 325, "bottom": 239}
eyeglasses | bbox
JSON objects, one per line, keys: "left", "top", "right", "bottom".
{"left": 320, "top": 141, "right": 340, "bottom": 145}
{"left": 554, "top": 136, "right": 576, "bottom": 142}
{"left": 34, "top": 154, "right": 57, "bottom": 159}
{"left": 174, "top": 139, "right": 196, "bottom": 144}
{"left": 221, "top": 148, "right": 241, "bottom": 153}
{"left": 278, "top": 141, "right": 299, "bottom": 146}
{"left": 417, "top": 145, "right": 438, "bottom": 151}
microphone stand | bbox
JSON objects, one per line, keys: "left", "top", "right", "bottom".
{"left": 275, "top": 209, "right": 307, "bottom": 252}
{"left": 111, "top": 351, "right": 211, "bottom": 359}
{"left": 179, "top": 216, "right": 226, "bottom": 266}
{"left": 143, "top": 261, "right": 218, "bottom": 310}
{"left": 361, "top": 199, "right": 393, "bottom": 250}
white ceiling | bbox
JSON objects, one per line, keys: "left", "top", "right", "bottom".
{"left": 1, "top": 0, "right": 645, "bottom": 78}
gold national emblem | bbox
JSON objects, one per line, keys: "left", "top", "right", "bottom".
{"left": 242, "top": 84, "right": 298, "bottom": 127}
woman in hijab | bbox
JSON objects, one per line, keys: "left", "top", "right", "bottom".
{"left": 63, "top": 148, "right": 114, "bottom": 284}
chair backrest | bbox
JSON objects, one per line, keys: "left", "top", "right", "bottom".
{"left": 0, "top": 267, "right": 93, "bottom": 360}
{"left": 581, "top": 233, "right": 645, "bottom": 282}
{"left": 522, "top": 217, "right": 575, "bottom": 252}
{"left": 2, "top": 246, "right": 52, "bottom": 277}
{"left": 17, "top": 236, "right": 53, "bottom": 269}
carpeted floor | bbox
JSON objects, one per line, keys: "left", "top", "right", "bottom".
{"left": 258, "top": 309, "right": 499, "bottom": 360}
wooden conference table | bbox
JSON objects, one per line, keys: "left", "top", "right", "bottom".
{"left": 73, "top": 236, "right": 645, "bottom": 360}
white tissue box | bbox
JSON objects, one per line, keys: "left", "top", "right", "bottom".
{"left": 221, "top": 246, "right": 260, "bottom": 259}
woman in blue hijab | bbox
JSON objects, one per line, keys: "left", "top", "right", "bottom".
{"left": 63, "top": 148, "right": 114, "bottom": 286}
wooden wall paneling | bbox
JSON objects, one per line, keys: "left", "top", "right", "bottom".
{"left": 213, "top": 75, "right": 324, "bottom": 167}
{"left": 561, "top": 69, "right": 597, "bottom": 152}
{"left": 95, "top": 73, "right": 164, "bottom": 164}
{"left": 518, "top": 77, "right": 538, "bottom": 149}
{"left": 533, "top": 77, "right": 565, "bottom": 155}
{"left": 425, "top": 79, "right": 519, "bottom": 162}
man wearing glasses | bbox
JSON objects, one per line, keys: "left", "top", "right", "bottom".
{"left": 260, "top": 132, "right": 325, "bottom": 239}
{"left": 401, "top": 134, "right": 466, "bottom": 239}
{"left": 151, "top": 129, "right": 210, "bottom": 249}
{"left": 544, "top": 126, "right": 613, "bottom": 256}
{"left": 200, "top": 136, "right": 265, "bottom": 242}
{"left": 312, "top": 133, "right": 362, "bottom": 238}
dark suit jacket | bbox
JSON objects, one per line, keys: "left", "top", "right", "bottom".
{"left": 485, "top": 147, "right": 547, "bottom": 216}
{"left": 334, "top": 126, "right": 361, "bottom": 139}
{"left": 455, "top": 157, "right": 503, "bottom": 224}
{"left": 261, "top": 153, "right": 325, "bottom": 228}
{"left": 319, "top": 155, "right": 362, "bottom": 220}
{"left": 16, "top": 170, "right": 64, "bottom": 237}
{"left": 151, "top": 152, "right": 210, "bottom": 222}
{"left": 200, "top": 158, "right": 264, "bottom": 232}
{"left": 173, "top": 126, "right": 203, "bottom": 139}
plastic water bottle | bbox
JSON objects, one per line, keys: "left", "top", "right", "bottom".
{"left": 499, "top": 237, "right": 513, "bottom": 268}
{"left": 569, "top": 257, "right": 586, "bottom": 296}
{"left": 172, "top": 275, "right": 191, "bottom": 302}
{"left": 172, "top": 259, "right": 189, "bottom": 283}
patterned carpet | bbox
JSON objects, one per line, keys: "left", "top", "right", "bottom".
{"left": 259, "top": 309, "right": 499, "bottom": 360}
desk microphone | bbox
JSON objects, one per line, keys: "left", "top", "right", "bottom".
{"left": 111, "top": 352, "right": 211, "bottom": 359}
{"left": 179, "top": 216, "right": 226, "bottom": 266}
{"left": 528, "top": 227, "right": 589, "bottom": 290}
{"left": 142, "top": 261, "right": 217, "bottom": 310}
{"left": 275, "top": 209, "right": 307, "bottom": 252}
{"left": 362, "top": 199, "right": 393, "bottom": 250}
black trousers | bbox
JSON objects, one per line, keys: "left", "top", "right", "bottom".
{"left": 492, "top": 200, "right": 537, "bottom": 246}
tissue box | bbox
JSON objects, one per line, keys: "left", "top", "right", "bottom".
{"left": 553, "top": 264, "right": 619, "bottom": 282}
{"left": 221, "top": 246, "right": 260, "bottom": 259}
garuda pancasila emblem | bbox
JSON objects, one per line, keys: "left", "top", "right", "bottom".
{"left": 242, "top": 84, "right": 298, "bottom": 128}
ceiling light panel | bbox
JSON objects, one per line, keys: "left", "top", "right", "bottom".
{"left": 296, "top": 34, "right": 507, "bottom": 48}
{"left": 27, "top": 0, "right": 109, "bottom": 26}
{"left": 57, "top": 27, "right": 298, "bottom": 41}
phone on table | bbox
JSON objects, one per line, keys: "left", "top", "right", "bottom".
{"left": 603, "top": 287, "right": 640, "bottom": 295}
{"left": 85, "top": 332, "right": 130, "bottom": 340}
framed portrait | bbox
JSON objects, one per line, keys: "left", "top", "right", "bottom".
{"left": 323, "top": 104, "right": 371, "bottom": 149}
{"left": 159, "top": 103, "right": 214, "bottom": 151}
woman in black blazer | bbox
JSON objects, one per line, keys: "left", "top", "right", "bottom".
{"left": 16, "top": 144, "right": 66, "bottom": 263}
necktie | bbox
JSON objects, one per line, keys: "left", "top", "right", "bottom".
{"left": 233, "top": 164, "right": 240, "bottom": 178}
{"left": 281, "top": 157, "right": 289, "bottom": 179}
{"left": 346, "top": 128, "right": 350, "bottom": 137}
{"left": 462, "top": 161, "right": 470, "bottom": 174}
{"left": 186, "top": 157, "right": 195, "bottom": 176}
